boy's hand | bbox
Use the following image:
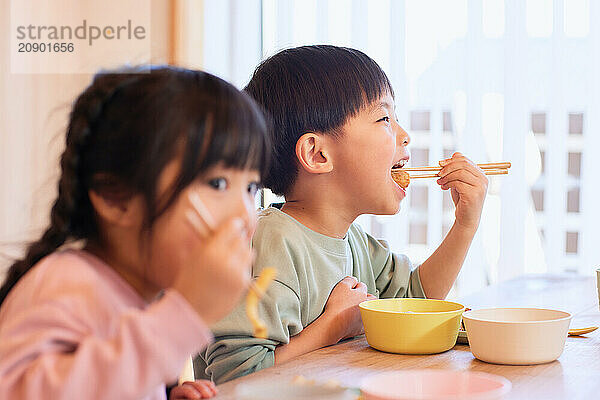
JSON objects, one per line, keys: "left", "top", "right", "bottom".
{"left": 173, "top": 217, "right": 253, "bottom": 326}
{"left": 169, "top": 380, "right": 217, "bottom": 399}
{"left": 322, "top": 276, "right": 372, "bottom": 343}
{"left": 436, "top": 152, "right": 488, "bottom": 232}
{"left": 273, "top": 277, "right": 376, "bottom": 365}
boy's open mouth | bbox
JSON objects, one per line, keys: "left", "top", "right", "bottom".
{"left": 392, "top": 159, "right": 407, "bottom": 169}
{"left": 391, "top": 159, "right": 410, "bottom": 189}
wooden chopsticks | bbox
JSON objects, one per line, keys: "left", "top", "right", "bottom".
{"left": 400, "top": 162, "right": 511, "bottom": 172}
{"left": 393, "top": 162, "right": 511, "bottom": 179}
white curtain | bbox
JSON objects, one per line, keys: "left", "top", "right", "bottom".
{"left": 190, "top": 0, "right": 600, "bottom": 297}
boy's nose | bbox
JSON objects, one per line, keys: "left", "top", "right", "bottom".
{"left": 395, "top": 123, "right": 410, "bottom": 147}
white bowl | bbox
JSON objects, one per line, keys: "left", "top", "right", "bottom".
{"left": 360, "top": 370, "right": 511, "bottom": 400}
{"left": 463, "top": 308, "right": 572, "bottom": 365}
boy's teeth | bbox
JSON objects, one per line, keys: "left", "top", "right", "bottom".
{"left": 393, "top": 159, "right": 407, "bottom": 168}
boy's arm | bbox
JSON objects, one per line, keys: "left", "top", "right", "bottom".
{"left": 274, "top": 276, "right": 371, "bottom": 364}
{"left": 418, "top": 223, "right": 477, "bottom": 299}
{"left": 202, "top": 279, "right": 303, "bottom": 384}
{"left": 418, "top": 153, "right": 488, "bottom": 299}
{"left": 273, "top": 313, "right": 336, "bottom": 365}
{"left": 203, "top": 276, "right": 371, "bottom": 380}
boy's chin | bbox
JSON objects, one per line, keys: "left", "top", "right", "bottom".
{"left": 369, "top": 200, "right": 402, "bottom": 216}
{"left": 384, "top": 203, "right": 402, "bottom": 215}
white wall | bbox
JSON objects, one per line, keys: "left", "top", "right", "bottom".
{"left": 0, "top": 0, "right": 172, "bottom": 275}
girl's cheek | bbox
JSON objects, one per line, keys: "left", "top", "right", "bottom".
{"left": 247, "top": 218, "right": 258, "bottom": 239}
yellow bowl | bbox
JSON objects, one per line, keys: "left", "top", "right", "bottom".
{"left": 359, "top": 298, "right": 465, "bottom": 354}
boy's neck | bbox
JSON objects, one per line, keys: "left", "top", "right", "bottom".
{"left": 280, "top": 195, "right": 357, "bottom": 239}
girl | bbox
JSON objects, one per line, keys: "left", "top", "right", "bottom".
{"left": 0, "top": 66, "right": 269, "bottom": 399}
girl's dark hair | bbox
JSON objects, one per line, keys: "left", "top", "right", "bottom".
{"left": 0, "top": 66, "right": 269, "bottom": 306}
{"left": 244, "top": 45, "right": 393, "bottom": 197}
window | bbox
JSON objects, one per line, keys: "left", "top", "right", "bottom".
{"left": 567, "top": 188, "right": 580, "bottom": 213}
{"left": 531, "top": 112, "right": 546, "bottom": 134}
{"left": 569, "top": 113, "right": 583, "bottom": 135}
{"left": 442, "top": 111, "right": 453, "bottom": 132}
{"left": 564, "top": 0, "right": 589, "bottom": 38}
{"left": 566, "top": 231, "right": 579, "bottom": 254}
{"left": 531, "top": 189, "right": 544, "bottom": 212}
{"left": 443, "top": 191, "right": 454, "bottom": 211}
{"left": 410, "top": 111, "right": 431, "bottom": 131}
{"left": 526, "top": 0, "right": 553, "bottom": 38}
{"left": 443, "top": 148, "right": 455, "bottom": 159}
{"left": 409, "top": 222, "right": 428, "bottom": 245}
{"left": 410, "top": 186, "right": 428, "bottom": 210}
{"left": 482, "top": 0, "right": 505, "bottom": 38}
{"left": 221, "top": 0, "right": 600, "bottom": 294}
{"left": 411, "top": 148, "right": 429, "bottom": 166}
{"left": 568, "top": 152, "right": 581, "bottom": 177}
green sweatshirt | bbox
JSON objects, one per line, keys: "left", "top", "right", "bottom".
{"left": 197, "top": 206, "right": 425, "bottom": 383}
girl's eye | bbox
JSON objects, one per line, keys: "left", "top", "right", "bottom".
{"left": 378, "top": 116, "right": 390, "bottom": 124}
{"left": 208, "top": 178, "right": 228, "bottom": 191}
{"left": 247, "top": 181, "right": 261, "bottom": 196}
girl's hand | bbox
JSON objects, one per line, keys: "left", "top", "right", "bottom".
{"left": 172, "top": 217, "right": 253, "bottom": 326}
{"left": 436, "top": 153, "right": 488, "bottom": 232}
{"left": 321, "top": 276, "right": 372, "bottom": 343}
{"left": 170, "top": 380, "right": 217, "bottom": 400}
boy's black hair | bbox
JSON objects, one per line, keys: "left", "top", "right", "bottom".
{"left": 0, "top": 66, "right": 270, "bottom": 306}
{"left": 244, "top": 45, "right": 393, "bottom": 197}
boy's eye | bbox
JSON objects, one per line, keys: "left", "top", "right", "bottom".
{"left": 248, "top": 182, "right": 261, "bottom": 196}
{"left": 208, "top": 178, "right": 228, "bottom": 191}
{"left": 378, "top": 116, "right": 391, "bottom": 123}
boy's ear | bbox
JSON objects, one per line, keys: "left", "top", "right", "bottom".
{"left": 295, "top": 133, "right": 333, "bottom": 174}
{"left": 88, "top": 189, "right": 143, "bottom": 228}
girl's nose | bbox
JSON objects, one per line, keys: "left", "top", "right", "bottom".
{"left": 237, "top": 191, "right": 258, "bottom": 238}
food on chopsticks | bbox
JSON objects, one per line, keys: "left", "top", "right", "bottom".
{"left": 392, "top": 162, "right": 511, "bottom": 189}
{"left": 246, "top": 267, "right": 277, "bottom": 339}
{"left": 391, "top": 169, "right": 411, "bottom": 188}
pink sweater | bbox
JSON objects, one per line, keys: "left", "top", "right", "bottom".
{"left": 0, "top": 250, "right": 213, "bottom": 399}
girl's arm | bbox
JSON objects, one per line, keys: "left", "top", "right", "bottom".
{"left": 0, "top": 290, "right": 211, "bottom": 400}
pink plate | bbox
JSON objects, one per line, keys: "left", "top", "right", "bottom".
{"left": 360, "top": 370, "right": 511, "bottom": 400}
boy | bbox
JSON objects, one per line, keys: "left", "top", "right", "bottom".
{"left": 199, "top": 45, "right": 488, "bottom": 383}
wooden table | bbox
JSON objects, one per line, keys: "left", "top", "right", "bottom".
{"left": 214, "top": 274, "right": 600, "bottom": 399}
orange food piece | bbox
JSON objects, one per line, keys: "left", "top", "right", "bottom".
{"left": 391, "top": 169, "right": 410, "bottom": 188}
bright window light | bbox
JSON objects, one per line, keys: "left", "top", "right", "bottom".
{"left": 526, "top": 0, "right": 553, "bottom": 38}
{"left": 564, "top": 0, "right": 589, "bottom": 38}
{"left": 483, "top": 0, "right": 505, "bottom": 38}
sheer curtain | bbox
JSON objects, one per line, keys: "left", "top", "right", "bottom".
{"left": 186, "top": 0, "right": 600, "bottom": 297}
